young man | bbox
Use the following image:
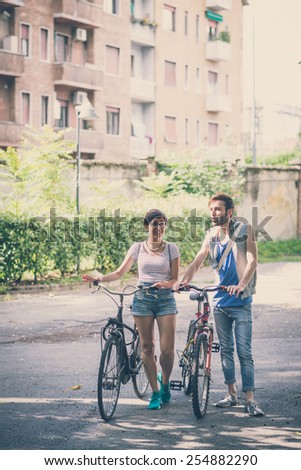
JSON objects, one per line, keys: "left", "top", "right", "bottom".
{"left": 178, "top": 193, "right": 264, "bottom": 416}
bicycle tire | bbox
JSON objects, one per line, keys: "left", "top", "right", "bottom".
{"left": 97, "top": 335, "right": 122, "bottom": 421}
{"left": 191, "top": 333, "right": 210, "bottom": 419}
{"left": 131, "top": 336, "right": 149, "bottom": 398}
{"left": 182, "top": 320, "right": 196, "bottom": 395}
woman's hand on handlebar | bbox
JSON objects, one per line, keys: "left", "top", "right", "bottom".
{"left": 82, "top": 273, "right": 103, "bottom": 283}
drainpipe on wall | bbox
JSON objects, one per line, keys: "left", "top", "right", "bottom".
{"left": 298, "top": 165, "right": 301, "bottom": 239}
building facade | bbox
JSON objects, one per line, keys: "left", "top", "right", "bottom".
{"left": 0, "top": 0, "right": 247, "bottom": 162}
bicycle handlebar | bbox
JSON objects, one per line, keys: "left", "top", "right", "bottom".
{"left": 176, "top": 284, "right": 227, "bottom": 293}
{"left": 92, "top": 282, "right": 149, "bottom": 297}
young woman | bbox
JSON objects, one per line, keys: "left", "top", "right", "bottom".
{"left": 82, "top": 209, "right": 180, "bottom": 410}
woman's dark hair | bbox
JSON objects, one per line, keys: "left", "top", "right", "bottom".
{"left": 144, "top": 209, "right": 167, "bottom": 227}
{"left": 208, "top": 193, "right": 234, "bottom": 211}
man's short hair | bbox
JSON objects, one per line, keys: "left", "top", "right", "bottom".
{"left": 208, "top": 193, "right": 234, "bottom": 211}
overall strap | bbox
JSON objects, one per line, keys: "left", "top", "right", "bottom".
{"left": 217, "top": 223, "right": 244, "bottom": 273}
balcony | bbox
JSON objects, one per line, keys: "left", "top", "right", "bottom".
{"left": 206, "top": 0, "right": 232, "bottom": 11}
{"left": 0, "top": 1, "right": 24, "bottom": 6}
{"left": 0, "top": 122, "right": 23, "bottom": 147}
{"left": 206, "top": 94, "right": 231, "bottom": 112}
{"left": 130, "top": 21, "right": 156, "bottom": 46}
{"left": 130, "top": 136, "right": 155, "bottom": 159}
{"left": 64, "top": 128, "right": 103, "bottom": 152}
{"left": 131, "top": 78, "right": 155, "bottom": 102}
{"left": 0, "top": 50, "right": 24, "bottom": 77}
{"left": 206, "top": 40, "right": 231, "bottom": 61}
{"left": 53, "top": 62, "right": 102, "bottom": 91}
{"left": 53, "top": 0, "right": 102, "bottom": 29}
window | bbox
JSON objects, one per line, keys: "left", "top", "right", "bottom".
{"left": 226, "top": 74, "right": 229, "bottom": 94}
{"left": 208, "top": 21, "right": 218, "bottom": 41}
{"left": 106, "top": 106, "right": 120, "bottom": 135}
{"left": 196, "top": 120, "right": 200, "bottom": 146}
{"left": 41, "top": 96, "right": 49, "bottom": 126}
{"left": 163, "top": 4, "right": 176, "bottom": 32}
{"left": 21, "top": 92, "right": 30, "bottom": 124}
{"left": 165, "top": 60, "right": 176, "bottom": 87}
{"left": 208, "top": 71, "right": 218, "bottom": 94}
{"left": 208, "top": 122, "right": 218, "bottom": 146}
{"left": 105, "top": 0, "right": 119, "bottom": 15}
{"left": 196, "top": 67, "right": 201, "bottom": 93}
{"left": 164, "top": 116, "right": 177, "bottom": 143}
{"left": 40, "top": 28, "right": 49, "bottom": 61}
{"left": 21, "top": 23, "right": 30, "bottom": 57}
{"left": 56, "top": 99, "right": 69, "bottom": 128}
{"left": 184, "top": 11, "right": 188, "bottom": 36}
{"left": 196, "top": 15, "right": 199, "bottom": 42}
{"left": 184, "top": 65, "right": 188, "bottom": 91}
{"left": 54, "top": 34, "right": 69, "bottom": 62}
{"left": 131, "top": 55, "right": 135, "bottom": 77}
{"left": 105, "top": 45, "right": 120, "bottom": 75}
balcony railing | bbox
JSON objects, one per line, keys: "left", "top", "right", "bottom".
{"left": 130, "top": 136, "right": 155, "bottom": 159}
{"left": 53, "top": 0, "right": 102, "bottom": 28}
{"left": 53, "top": 62, "right": 102, "bottom": 90}
{"left": 206, "top": 40, "right": 231, "bottom": 61}
{"left": 130, "top": 21, "right": 156, "bottom": 45}
{"left": 0, "top": 1, "right": 24, "bottom": 7}
{"left": 64, "top": 128, "right": 103, "bottom": 152}
{"left": 0, "top": 50, "right": 24, "bottom": 77}
{"left": 131, "top": 78, "right": 155, "bottom": 102}
{"left": 0, "top": 122, "right": 23, "bottom": 147}
{"left": 206, "top": 0, "right": 232, "bottom": 11}
{"left": 206, "top": 94, "right": 231, "bottom": 112}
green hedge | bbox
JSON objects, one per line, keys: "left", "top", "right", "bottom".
{"left": 0, "top": 212, "right": 207, "bottom": 284}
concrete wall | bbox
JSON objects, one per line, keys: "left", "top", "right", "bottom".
{"left": 238, "top": 166, "right": 300, "bottom": 240}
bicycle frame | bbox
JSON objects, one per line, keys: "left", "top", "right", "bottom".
{"left": 194, "top": 290, "right": 215, "bottom": 376}
{"left": 171, "top": 284, "right": 222, "bottom": 391}
{"left": 96, "top": 289, "right": 135, "bottom": 383}
{"left": 93, "top": 283, "right": 148, "bottom": 381}
{"left": 93, "top": 282, "right": 150, "bottom": 420}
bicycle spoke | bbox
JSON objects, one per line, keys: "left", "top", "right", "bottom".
{"left": 98, "top": 336, "right": 122, "bottom": 421}
{"left": 192, "top": 333, "right": 210, "bottom": 418}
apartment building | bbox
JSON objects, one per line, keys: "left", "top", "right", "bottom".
{"left": 0, "top": 0, "right": 248, "bottom": 163}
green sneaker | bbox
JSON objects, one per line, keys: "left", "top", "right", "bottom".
{"left": 157, "top": 372, "right": 171, "bottom": 403}
{"left": 148, "top": 391, "right": 162, "bottom": 410}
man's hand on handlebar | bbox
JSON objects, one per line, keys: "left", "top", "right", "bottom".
{"left": 172, "top": 280, "right": 189, "bottom": 292}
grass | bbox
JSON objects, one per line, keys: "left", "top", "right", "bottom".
{"left": 257, "top": 239, "right": 301, "bottom": 263}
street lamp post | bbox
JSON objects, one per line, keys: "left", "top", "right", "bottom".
{"left": 251, "top": 0, "right": 257, "bottom": 165}
{"left": 75, "top": 99, "right": 99, "bottom": 215}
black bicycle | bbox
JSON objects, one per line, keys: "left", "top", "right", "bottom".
{"left": 171, "top": 284, "right": 224, "bottom": 419}
{"left": 92, "top": 282, "right": 149, "bottom": 421}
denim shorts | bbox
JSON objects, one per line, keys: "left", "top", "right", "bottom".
{"left": 132, "top": 283, "right": 178, "bottom": 317}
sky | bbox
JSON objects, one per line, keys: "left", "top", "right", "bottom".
{"left": 243, "top": 0, "right": 301, "bottom": 108}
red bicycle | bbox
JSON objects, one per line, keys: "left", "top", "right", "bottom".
{"left": 171, "top": 284, "right": 224, "bottom": 418}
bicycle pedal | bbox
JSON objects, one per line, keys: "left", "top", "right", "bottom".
{"left": 212, "top": 342, "right": 220, "bottom": 352}
{"left": 170, "top": 380, "right": 183, "bottom": 391}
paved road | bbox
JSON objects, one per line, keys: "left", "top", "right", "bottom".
{"left": 0, "top": 263, "right": 301, "bottom": 451}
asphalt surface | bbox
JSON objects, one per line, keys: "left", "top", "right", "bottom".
{"left": 0, "top": 262, "right": 301, "bottom": 452}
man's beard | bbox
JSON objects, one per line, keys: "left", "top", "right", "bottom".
{"left": 211, "top": 214, "right": 229, "bottom": 227}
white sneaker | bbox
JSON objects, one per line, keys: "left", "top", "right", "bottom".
{"left": 216, "top": 393, "right": 238, "bottom": 408}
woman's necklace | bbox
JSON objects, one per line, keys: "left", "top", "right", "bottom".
{"left": 146, "top": 240, "right": 163, "bottom": 252}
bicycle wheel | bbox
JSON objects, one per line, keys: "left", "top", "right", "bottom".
{"left": 131, "top": 336, "right": 149, "bottom": 398}
{"left": 181, "top": 320, "right": 196, "bottom": 395}
{"left": 191, "top": 333, "right": 210, "bottom": 419}
{"left": 97, "top": 335, "right": 122, "bottom": 421}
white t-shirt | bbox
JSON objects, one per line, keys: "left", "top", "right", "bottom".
{"left": 127, "top": 242, "right": 180, "bottom": 283}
